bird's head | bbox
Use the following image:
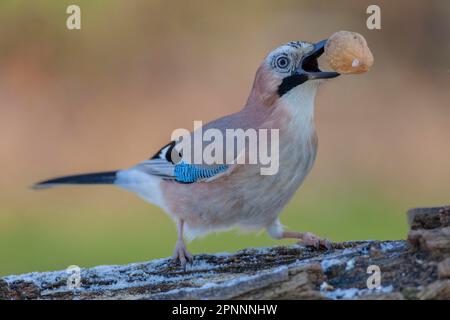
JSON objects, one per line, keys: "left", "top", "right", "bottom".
{"left": 249, "top": 40, "right": 339, "bottom": 107}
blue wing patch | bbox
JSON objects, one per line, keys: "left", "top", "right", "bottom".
{"left": 174, "top": 162, "right": 229, "bottom": 183}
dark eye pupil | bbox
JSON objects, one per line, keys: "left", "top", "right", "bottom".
{"left": 277, "top": 57, "right": 288, "bottom": 68}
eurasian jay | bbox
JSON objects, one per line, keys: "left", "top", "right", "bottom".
{"left": 34, "top": 40, "right": 340, "bottom": 269}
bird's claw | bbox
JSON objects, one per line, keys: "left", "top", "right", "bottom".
{"left": 172, "top": 240, "right": 194, "bottom": 271}
{"left": 300, "top": 232, "right": 332, "bottom": 250}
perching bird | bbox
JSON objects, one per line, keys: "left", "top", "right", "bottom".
{"left": 34, "top": 40, "right": 340, "bottom": 269}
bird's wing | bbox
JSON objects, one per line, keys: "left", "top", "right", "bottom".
{"left": 132, "top": 109, "right": 267, "bottom": 183}
{"left": 134, "top": 141, "right": 235, "bottom": 184}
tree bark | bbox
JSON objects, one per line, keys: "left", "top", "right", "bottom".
{"left": 1, "top": 206, "right": 449, "bottom": 300}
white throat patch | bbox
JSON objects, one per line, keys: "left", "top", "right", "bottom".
{"left": 280, "top": 81, "right": 319, "bottom": 121}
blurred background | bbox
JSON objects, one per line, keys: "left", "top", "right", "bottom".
{"left": 0, "top": 0, "right": 449, "bottom": 276}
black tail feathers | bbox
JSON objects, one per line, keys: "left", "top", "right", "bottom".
{"left": 33, "top": 171, "right": 118, "bottom": 189}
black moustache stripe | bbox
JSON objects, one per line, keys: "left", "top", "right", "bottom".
{"left": 277, "top": 73, "right": 309, "bottom": 97}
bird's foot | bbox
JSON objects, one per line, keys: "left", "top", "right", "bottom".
{"left": 299, "top": 232, "right": 332, "bottom": 250}
{"left": 172, "top": 240, "right": 193, "bottom": 271}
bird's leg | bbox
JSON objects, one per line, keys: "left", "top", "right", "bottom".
{"left": 282, "top": 231, "right": 332, "bottom": 249}
{"left": 172, "top": 219, "right": 193, "bottom": 270}
{"left": 267, "top": 220, "right": 332, "bottom": 249}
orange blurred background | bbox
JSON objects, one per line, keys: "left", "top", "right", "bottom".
{"left": 0, "top": 0, "right": 449, "bottom": 276}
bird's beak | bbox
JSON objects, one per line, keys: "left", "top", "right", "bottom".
{"left": 296, "top": 39, "right": 340, "bottom": 80}
{"left": 277, "top": 40, "right": 340, "bottom": 96}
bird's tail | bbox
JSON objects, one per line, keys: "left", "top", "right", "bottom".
{"left": 33, "top": 171, "right": 118, "bottom": 189}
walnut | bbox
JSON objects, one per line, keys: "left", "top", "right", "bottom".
{"left": 324, "top": 31, "right": 374, "bottom": 74}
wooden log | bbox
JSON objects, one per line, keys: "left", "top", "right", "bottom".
{"left": 1, "top": 206, "right": 449, "bottom": 300}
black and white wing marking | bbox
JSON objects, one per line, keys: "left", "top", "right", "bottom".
{"left": 150, "top": 141, "right": 178, "bottom": 162}
{"left": 136, "top": 141, "right": 230, "bottom": 183}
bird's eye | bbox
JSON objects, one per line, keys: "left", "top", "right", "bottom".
{"left": 275, "top": 56, "right": 290, "bottom": 70}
